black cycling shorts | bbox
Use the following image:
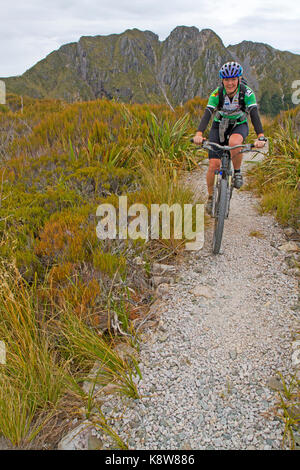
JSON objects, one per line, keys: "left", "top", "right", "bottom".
{"left": 208, "top": 121, "right": 249, "bottom": 159}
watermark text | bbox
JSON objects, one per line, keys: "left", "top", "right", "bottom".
{"left": 0, "top": 341, "right": 6, "bottom": 365}
{"left": 96, "top": 196, "right": 204, "bottom": 251}
{"left": 292, "top": 80, "right": 300, "bottom": 105}
{"left": 0, "top": 80, "right": 5, "bottom": 105}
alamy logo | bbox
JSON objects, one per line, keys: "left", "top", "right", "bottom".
{"left": 0, "top": 80, "right": 5, "bottom": 105}
{"left": 0, "top": 341, "right": 6, "bottom": 365}
{"left": 96, "top": 196, "right": 204, "bottom": 251}
{"left": 292, "top": 80, "right": 300, "bottom": 105}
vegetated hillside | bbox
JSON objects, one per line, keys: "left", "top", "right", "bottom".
{"left": 2, "top": 26, "right": 300, "bottom": 115}
{"left": 0, "top": 93, "right": 205, "bottom": 324}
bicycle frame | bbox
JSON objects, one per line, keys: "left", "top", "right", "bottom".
{"left": 203, "top": 141, "right": 255, "bottom": 210}
{"left": 191, "top": 138, "right": 265, "bottom": 254}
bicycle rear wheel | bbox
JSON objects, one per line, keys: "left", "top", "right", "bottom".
{"left": 212, "top": 178, "right": 228, "bottom": 254}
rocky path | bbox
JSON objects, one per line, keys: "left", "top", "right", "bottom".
{"left": 59, "top": 152, "right": 299, "bottom": 450}
{"left": 97, "top": 150, "right": 299, "bottom": 451}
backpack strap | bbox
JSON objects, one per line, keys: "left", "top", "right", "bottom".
{"left": 217, "top": 85, "right": 225, "bottom": 110}
{"left": 238, "top": 82, "right": 247, "bottom": 112}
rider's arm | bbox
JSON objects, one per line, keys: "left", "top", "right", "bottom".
{"left": 249, "top": 106, "right": 264, "bottom": 136}
{"left": 197, "top": 88, "right": 219, "bottom": 133}
{"left": 244, "top": 87, "right": 264, "bottom": 136}
{"left": 197, "top": 107, "right": 214, "bottom": 133}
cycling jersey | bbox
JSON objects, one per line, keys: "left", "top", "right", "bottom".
{"left": 207, "top": 84, "right": 257, "bottom": 123}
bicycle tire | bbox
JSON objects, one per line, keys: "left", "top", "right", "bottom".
{"left": 225, "top": 181, "right": 234, "bottom": 218}
{"left": 212, "top": 177, "right": 228, "bottom": 254}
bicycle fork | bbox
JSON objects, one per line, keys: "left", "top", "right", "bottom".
{"left": 225, "top": 170, "right": 233, "bottom": 218}
{"left": 212, "top": 171, "right": 219, "bottom": 218}
{"left": 212, "top": 170, "right": 233, "bottom": 219}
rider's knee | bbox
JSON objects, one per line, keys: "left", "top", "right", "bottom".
{"left": 229, "top": 134, "right": 243, "bottom": 146}
{"left": 209, "top": 159, "right": 221, "bottom": 171}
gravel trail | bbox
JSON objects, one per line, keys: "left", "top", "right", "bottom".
{"left": 102, "top": 153, "right": 299, "bottom": 450}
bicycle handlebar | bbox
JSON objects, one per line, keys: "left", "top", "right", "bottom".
{"left": 203, "top": 141, "right": 255, "bottom": 153}
{"left": 190, "top": 139, "right": 265, "bottom": 154}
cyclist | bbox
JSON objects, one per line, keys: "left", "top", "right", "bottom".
{"left": 193, "top": 61, "right": 267, "bottom": 215}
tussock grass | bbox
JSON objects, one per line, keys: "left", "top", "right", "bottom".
{"left": 56, "top": 306, "right": 141, "bottom": 399}
{"left": 275, "top": 372, "right": 300, "bottom": 450}
{"left": 0, "top": 265, "right": 71, "bottom": 446}
{"left": 247, "top": 113, "right": 300, "bottom": 227}
{"left": 0, "top": 264, "right": 140, "bottom": 447}
{"left": 132, "top": 157, "right": 203, "bottom": 259}
{"left": 142, "top": 111, "right": 197, "bottom": 170}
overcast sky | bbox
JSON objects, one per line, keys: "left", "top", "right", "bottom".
{"left": 1, "top": 0, "right": 299, "bottom": 77}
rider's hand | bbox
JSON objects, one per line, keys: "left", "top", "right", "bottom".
{"left": 254, "top": 136, "right": 267, "bottom": 148}
{"left": 193, "top": 133, "right": 205, "bottom": 145}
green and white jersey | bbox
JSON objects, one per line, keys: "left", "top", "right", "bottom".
{"left": 207, "top": 84, "right": 257, "bottom": 123}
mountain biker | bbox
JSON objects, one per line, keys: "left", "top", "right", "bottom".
{"left": 193, "top": 61, "right": 267, "bottom": 215}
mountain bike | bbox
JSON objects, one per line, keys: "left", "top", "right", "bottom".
{"left": 192, "top": 139, "right": 257, "bottom": 254}
{"left": 205, "top": 141, "right": 257, "bottom": 253}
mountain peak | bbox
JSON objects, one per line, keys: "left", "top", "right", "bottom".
{"left": 166, "top": 26, "right": 200, "bottom": 41}
{"left": 165, "top": 26, "right": 224, "bottom": 48}
{"left": 199, "top": 28, "right": 224, "bottom": 42}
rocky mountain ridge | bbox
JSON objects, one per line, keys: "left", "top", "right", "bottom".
{"left": 2, "top": 26, "right": 300, "bottom": 114}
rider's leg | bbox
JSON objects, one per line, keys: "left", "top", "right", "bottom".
{"left": 228, "top": 124, "right": 249, "bottom": 189}
{"left": 228, "top": 123, "right": 249, "bottom": 169}
{"left": 228, "top": 133, "right": 243, "bottom": 170}
{"left": 207, "top": 158, "right": 221, "bottom": 196}
{"left": 207, "top": 122, "right": 221, "bottom": 197}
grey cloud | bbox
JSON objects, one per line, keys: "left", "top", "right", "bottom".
{"left": 222, "top": 15, "right": 300, "bottom": 53}
{"left": 0, "top": 0, "right": 299, "bottom": 76}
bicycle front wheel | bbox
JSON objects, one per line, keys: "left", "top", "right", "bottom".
{"left": 212, "top": 178, "right": 228, "bottom": 254}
